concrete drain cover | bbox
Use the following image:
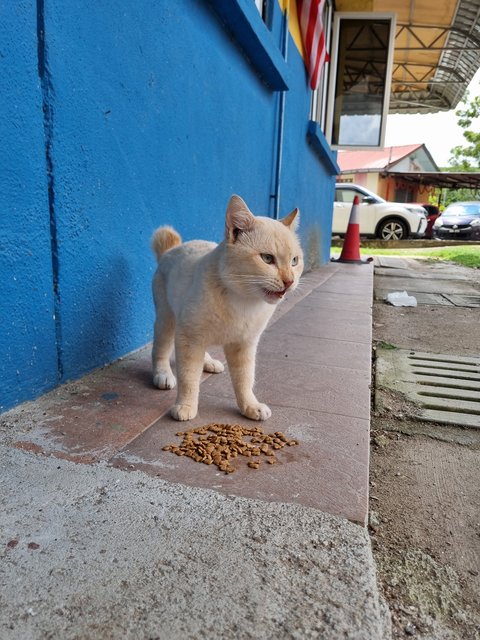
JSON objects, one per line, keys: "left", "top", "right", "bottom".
{"left": 442, "top": 294, "right": 480, "bottom": 308}
{"left": 375, "top": 290, "right": 454, "bottom": 305}
{"left": 376, "top": 347, "right": 480, "bottom": 428}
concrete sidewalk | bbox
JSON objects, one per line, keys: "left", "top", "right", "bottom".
{"left": 1, "top": 262, "right": 389, "bottom": 639}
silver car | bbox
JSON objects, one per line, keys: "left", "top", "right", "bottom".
{"left": 333, "top": 184, "right": 428, "bottom": 240}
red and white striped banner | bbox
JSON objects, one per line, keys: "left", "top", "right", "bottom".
{"left": 297, "top": 0, "right": 328, "bottom": 90}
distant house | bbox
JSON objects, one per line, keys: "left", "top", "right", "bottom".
{"left": 337, "top": 144, "right": 439, "bottom": 203}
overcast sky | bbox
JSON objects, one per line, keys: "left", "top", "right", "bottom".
{"left": 385, "top": 69, "right": 480, "bottom": 168}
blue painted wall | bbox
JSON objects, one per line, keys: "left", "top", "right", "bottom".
{"left": 0, "top": 2, "right": 59, "bottom": 411}
{"left": 0, "top": 0, "right": 338, "bottom": 412}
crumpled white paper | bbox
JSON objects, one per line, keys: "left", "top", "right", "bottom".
{"left": 385, "top": 290, "right": 417, "bottom": 307}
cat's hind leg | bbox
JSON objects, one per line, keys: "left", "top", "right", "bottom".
{"left": 203, "top": 352, "right": 224, "bottom": 373}
{"left": 152, "top": 278, "right": 176, "bottom": 390}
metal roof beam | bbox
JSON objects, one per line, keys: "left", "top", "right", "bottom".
{"left": 397, "top": 23, "right": 480, "bottom": 48}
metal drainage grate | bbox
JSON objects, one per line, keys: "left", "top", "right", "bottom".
{"left": 376, "top": 348, "right": 480, "bottom": 429}
{"left": 406, "top": 352, "right": 480, "bottom": 427}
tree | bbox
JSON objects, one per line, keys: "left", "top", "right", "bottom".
{"left": 442, "top": 91, "right": 480, "bottom": 205}
{"left": 448, "top": 93, "right": 480, "bottom": 170}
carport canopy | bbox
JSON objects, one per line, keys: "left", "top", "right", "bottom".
{"left": 384, "top": 0, "right": 480, "bottom": 113}
{"left": 385, "top": 171, "right": 480, "bottom": 190}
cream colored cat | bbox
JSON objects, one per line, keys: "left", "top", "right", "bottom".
{"left": 151, "top": 194, "right": 303, "bottom": 421}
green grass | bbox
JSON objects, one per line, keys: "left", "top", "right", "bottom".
{"left": 376, "top": 341, "right": 397, "bottom": 350}
{"left": 352, "top": 245, "right": 480, "bottom": 269}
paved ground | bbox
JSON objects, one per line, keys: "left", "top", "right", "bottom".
{"left": 5, "top": 255, "right": 477, "bottom": 639}
{"left": 369, "top": 256, "right": 480, "bottom": 640}
{"left": 0, "top": 262, "right": 391, "bottom": 639}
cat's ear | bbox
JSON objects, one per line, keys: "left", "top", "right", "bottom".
{"left": 280, "top": 208, "right": 300, "bottom": 231}
{"left": 225, "top": 194, "right": 256, "bottom": 243}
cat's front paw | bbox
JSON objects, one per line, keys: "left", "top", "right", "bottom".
{"left": 170, "top": 403, "right": 197, "bottom": 421}
{"left": 153, "top": 371, "right": 177, "bottom": 390}
{"left": 241, "top": 403, "right": 272, "bottom": 421}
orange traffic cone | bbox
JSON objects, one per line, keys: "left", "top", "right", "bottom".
{"left": 332, "top": 196, "right": 372, "bottom": 264}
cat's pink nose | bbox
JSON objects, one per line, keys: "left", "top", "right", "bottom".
{"left": 283, "top": 279, "right": 294, "bottom": 290}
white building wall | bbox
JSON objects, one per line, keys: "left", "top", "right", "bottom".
{"left": 393, "top": 148, "right": 438, "bottom": 172}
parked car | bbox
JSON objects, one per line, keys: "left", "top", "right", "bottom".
{"left": 333, "top": 184, "right": 428, "bottom": 240}
{"left": 433, "top": 201, "right": 480, "bottom": 240}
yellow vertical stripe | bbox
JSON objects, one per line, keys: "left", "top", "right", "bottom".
{"left": 278, "top": 0, "right": 306, "bottom": 58}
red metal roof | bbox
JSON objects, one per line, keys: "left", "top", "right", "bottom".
{"left": 337, "top": 144, "right": 423, "bottom": 172}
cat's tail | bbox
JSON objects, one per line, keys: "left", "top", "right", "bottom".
{"left": 151, "top": 226, "right": 182, "bottom": 262}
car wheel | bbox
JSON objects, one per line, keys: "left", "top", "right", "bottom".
{"left": 377, "top": 218, "right": 408, "bottom": 241}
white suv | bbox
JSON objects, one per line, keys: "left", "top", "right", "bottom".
{"left": 333, "top": 184, "right": 427, "bottom": 240}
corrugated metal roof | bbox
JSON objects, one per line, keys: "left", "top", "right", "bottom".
{"left": 388, "top": 0, "right": 480, "bottom": 113}
{"left": 337, "top": 144, "right": 423, "bottom": 171}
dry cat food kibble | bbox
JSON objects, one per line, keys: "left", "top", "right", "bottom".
{"left": 162, "top": 423, "right": 299, "bottom": 474}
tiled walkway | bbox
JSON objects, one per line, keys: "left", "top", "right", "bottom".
{"left": 9, "top": 262, "right": 374, "bottom": 525}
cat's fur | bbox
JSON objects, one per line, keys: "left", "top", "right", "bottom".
{"left": 151, "top": 194, "right": 304, "bottom": 421}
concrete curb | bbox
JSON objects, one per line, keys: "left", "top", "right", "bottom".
{"left": 1, "top": 445, "right": 391, "bottom": 639}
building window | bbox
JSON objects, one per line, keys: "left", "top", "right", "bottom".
{"left": 254, "top": 0, "right": 271, "bottom": 26}
{"left": 254, "top": 0, "right": 264, "bottom": 17}
{"left": 325, "top": 13, "right": 396, "bottom": 149}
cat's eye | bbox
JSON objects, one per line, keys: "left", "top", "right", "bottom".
{"left": 292, "top": 256, "right": 299, "bottom": 266}
{"left": 261, "top": 253, "right": 275, "bottom": 264}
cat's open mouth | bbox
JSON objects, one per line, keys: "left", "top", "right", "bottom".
{"left": 262, "top": 287, "right": 287, "bottom": 301}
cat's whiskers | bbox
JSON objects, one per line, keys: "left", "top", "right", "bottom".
{"left": 226, "top": 275, "right": 266, "bottom": 287}
{"left": 290, "top": 280, "right": 306, "bottom": 292}
{"left": 290, "top": 286, "right": 305, "bottom": 298}
{"left": 228, "top": 276, "right": 270, "bottom": 286}
{"left": 229, "top": 273, "right": 302, "bottom": 292}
